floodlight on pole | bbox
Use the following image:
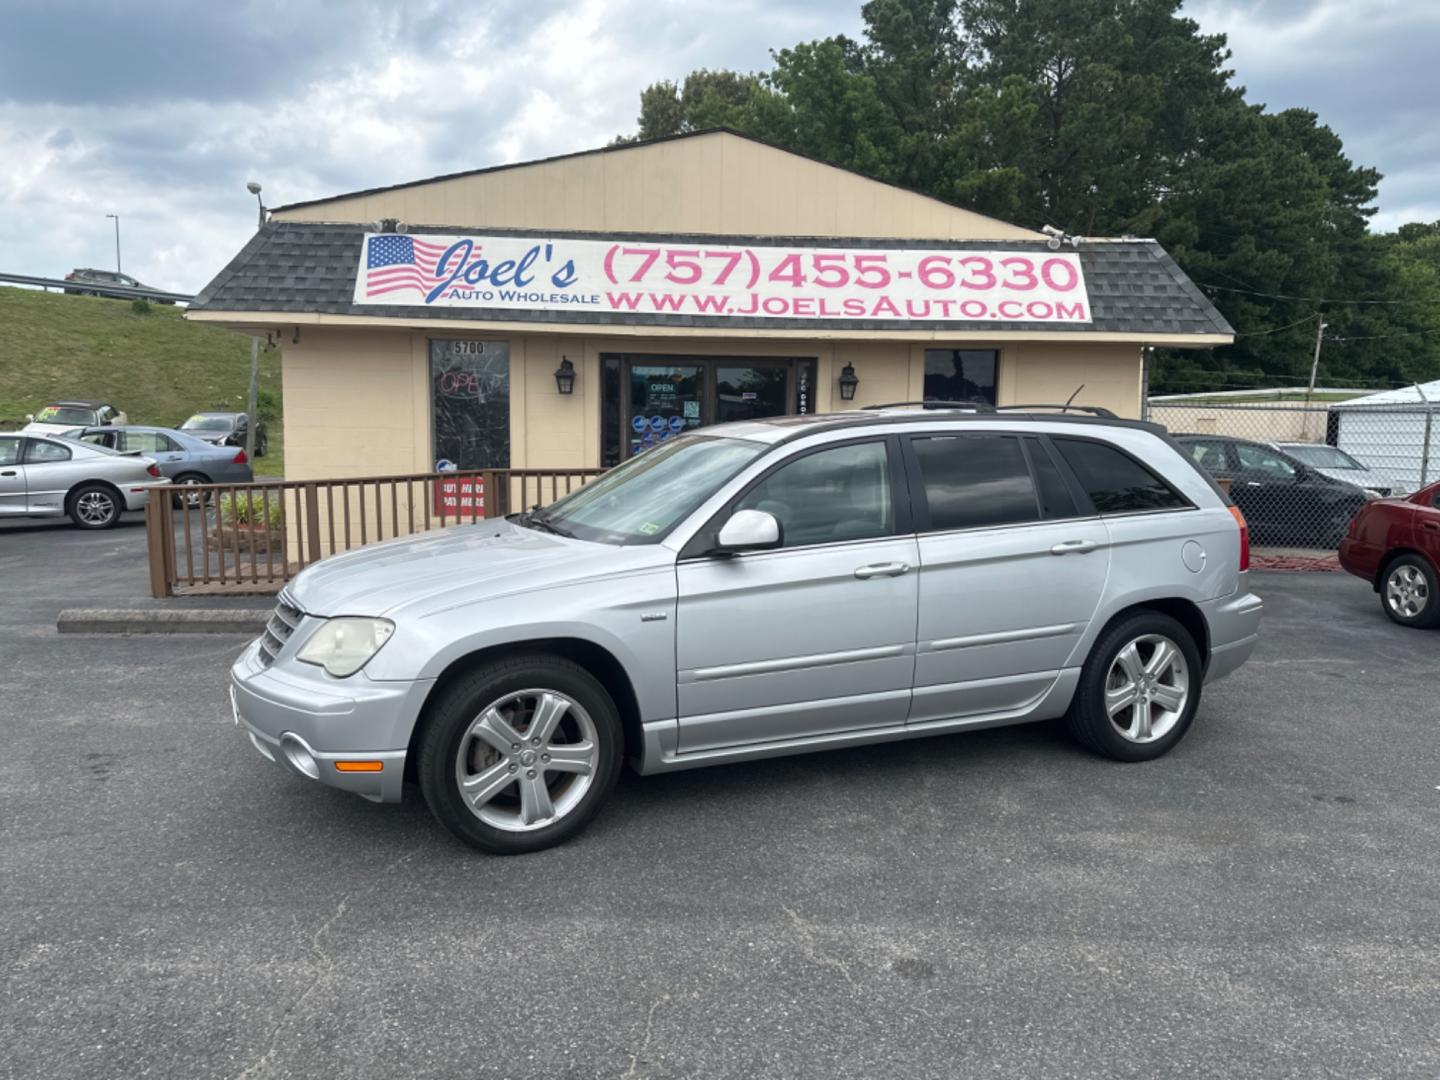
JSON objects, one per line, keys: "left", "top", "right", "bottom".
{"left": 105, "top": 213, "right": 121, "bottom": 272}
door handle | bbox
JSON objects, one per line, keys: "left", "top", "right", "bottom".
{"left": 854, "top": 561, "right": 910, "bottom": 579}
{"left": 1423, "top": 521, "right": 1440, "bottom": 532}
{"left": 1050, "top": 539, "right": 1098, "bottom": 555}
{"left": 1245, "top": 481, "right": 1263, "bottom": 488}
{"left": 0, "top": 470, "right": 15, "bottom": 477}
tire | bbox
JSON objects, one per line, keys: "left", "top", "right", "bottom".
{"left": 1379, "top": 553, "right": 1440, "bottom": 629}
{"left": 171, "top": 473, "right": 210, "bottom": 508}
{"left": 417, "top": 654, "right": 624, "bottom": 854}
{"left": 68, "top": 483, "right": 122, "bottom": 529}
{"left": 255, "top": 435, "right": 268, "bottom": 458}
{"left": 1063, "top": 611, "right": 1204, "bottom": 762}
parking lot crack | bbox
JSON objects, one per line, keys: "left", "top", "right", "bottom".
{"left": 233, "top": 851, "right": 415, "bottom": 1080}
{"left": 781, "top": 905, "right": 857, "bottom": 988}
{"left": 621, "top": 994, "right": 668, "bottom": 1080}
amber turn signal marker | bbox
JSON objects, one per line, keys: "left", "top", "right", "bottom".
{"left": 334, "top": 760, "right": 384, "bottom": 772}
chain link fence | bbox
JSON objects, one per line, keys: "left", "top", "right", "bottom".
{"left": 1147, "top": 399, "right": 1438, "bottom": 552}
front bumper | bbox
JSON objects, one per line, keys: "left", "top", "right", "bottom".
{"left": 1201, "top": 589, "right": 1263, "bottom": 684}
{"left": 229, "top": 638, "right": 432, "bottom": 804}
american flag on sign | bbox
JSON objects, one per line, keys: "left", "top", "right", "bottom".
{"left": 363, "top": 235, "right": 454, "bottom": 298}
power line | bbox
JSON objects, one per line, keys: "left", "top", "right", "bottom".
{"left": 1197, "top": 281, "right": 1422, "bottom": 305}
{"left": 1326, "top": 324, "right": 1440, "bottom": 343}
{"left": 1232, "top": 313, "right": 1321, "bottom": 337}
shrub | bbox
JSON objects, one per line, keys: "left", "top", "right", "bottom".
{"left": 130, "top": 298, "right": 152, "bottom": 315}
{"left": 218, "top": 491, "right": 283, "bottom": 527}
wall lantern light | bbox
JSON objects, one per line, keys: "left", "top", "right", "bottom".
{"left": 554, "top": 357, "right": 576, "bottom": 395}
{"left": 838, "top": 363, "right": 859, "bottom": 402}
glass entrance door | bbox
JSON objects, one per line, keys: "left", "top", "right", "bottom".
{"left": 609, "top": 354, "right": 814, "bottom": 460}
{"left": 715, "top": 362, "right": 790, "bottom": 424}
{"left": 628, "top": 364, "right": 705, "bottom": 456}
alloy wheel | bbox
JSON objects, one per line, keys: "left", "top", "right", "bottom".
{"left": 1104, "top": 633, "right": 1190, "bottom": 743}
{"left": 1387, "top": 565, "right": 1429, "bottom": 619}
{"left": 453, "top": 689, "right": 598, "bottom": 832}
{"left": 76, "top": 491, "right": 116, "bottom": 526}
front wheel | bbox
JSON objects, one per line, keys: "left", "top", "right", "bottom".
{"left": 68, "top": 484, "right": 122, "bottom": 529}
{"left": 417, "top": 655, "right": 624, "bottom": 854}
{"left": 1064, "top": 612, "right": 1203, "bottom": 762}
{"left": 1381, "top": 554, "right": 1439, "bottom": 629}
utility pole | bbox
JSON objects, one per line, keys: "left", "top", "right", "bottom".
{"left": 244, "top": 183, "right": 267, "bottom": 462}
{"left": 105, "top": 214, "right": 121, "bottom": 273}
{"left": 1304, "top": 315, "right": 1328, "bottom": 440}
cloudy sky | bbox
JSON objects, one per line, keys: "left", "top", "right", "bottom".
{"left": 0, "top": 0, "right": 1434, "bottom": 292}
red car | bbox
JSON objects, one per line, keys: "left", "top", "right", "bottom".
{"left": 1339, "top": 480, "right": 1440, "bottom": 628}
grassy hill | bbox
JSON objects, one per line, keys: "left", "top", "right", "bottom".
{"left": 0, "top": 286, "right": 283, "bottom": 474}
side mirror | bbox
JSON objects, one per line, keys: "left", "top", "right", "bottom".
{"left": 714, "top": 509, "right": 781, "bottom": 554}
{"left": 24, "top": 414, "right": 34, "bottom": 423}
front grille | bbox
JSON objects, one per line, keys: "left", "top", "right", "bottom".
{"left": 257, "top": 594, "right": 304, "bottom": 667}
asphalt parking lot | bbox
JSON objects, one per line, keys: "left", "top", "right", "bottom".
{"left": 2, "top": 520, "right": 1438, "bottom": 1079}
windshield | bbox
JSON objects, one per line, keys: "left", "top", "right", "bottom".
{"left": 181, "top": 415, "right": 234, "bottom": 432}
{"left": 35, "top": 406, "right": 97, "bottom": 425}
{"left": 529, "top": 435, "right": 768, "bottom": 544}
{"left": 1285, "top": 445, "right": 1365, "bottom": 470}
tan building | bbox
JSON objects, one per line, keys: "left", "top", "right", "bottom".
{"left": 188, "top": 130, "right": 1232, "bottom": 482}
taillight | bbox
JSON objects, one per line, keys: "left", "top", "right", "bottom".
{"left": 146, "top": 463, "right": 162, "bottom": 478}
{"left": 1228, "top": 505, "right": 1249, "bottom": 572}
{"left": 233, "top": 450, "right": 248, "bottom": 464}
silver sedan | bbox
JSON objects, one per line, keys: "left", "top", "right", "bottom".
{"left": 0, "top": 432, "right": 170, "bottom": 528}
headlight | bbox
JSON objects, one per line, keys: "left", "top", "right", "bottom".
{"left": 296, "top": 618, "right": 395, "bottom": 677}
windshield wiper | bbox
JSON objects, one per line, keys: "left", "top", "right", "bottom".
{"left": 516, "top": 508, "right": 574, "bottom": 538}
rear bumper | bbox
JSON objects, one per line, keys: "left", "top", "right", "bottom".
{"left": 1201, "top": 589, "right": 1263, "bottom": 684}
{"left": 1338, "top": 537, "right": 1380, "bottom": 585}
{"left": 120, "top": 477, "right": 171, "bottom": 510}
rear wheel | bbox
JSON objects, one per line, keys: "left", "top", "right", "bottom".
{"left": 1380, "top": 554, "right": 1439, "bottom": 629}
{"left": 172, "top": 473, "right": 210, "bottom": 507}
{"left": 417, "top": 654, "right": 623, "bottom": 854}
{"left": 1064, "top": 612, "right": 1203, "bottom": 761}
{"left": 68, "top": 484, "right": 121, "bottom": 529}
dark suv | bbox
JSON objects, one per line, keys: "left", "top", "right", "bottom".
{"left": 1174, "top": 434, "right": 1367, "bottom": 547}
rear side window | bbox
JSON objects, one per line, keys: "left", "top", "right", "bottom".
{"left": 1053, "top": 437, "right": 1189, "bottom": 514}
{"left": 911, "top": 434, "right": 1037, "bottom": 531}
{"left": 0, "top": 437, "right": 19, "bottom": 466}
{"left": 25, "top": 439, "right": 72, "bottom": 464}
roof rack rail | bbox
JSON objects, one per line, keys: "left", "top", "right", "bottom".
{"left": 859, "top": 400, "right": 997, "bottom": 413}
{"left": 996, "top": 403, "right": 1118, "bottom": 418}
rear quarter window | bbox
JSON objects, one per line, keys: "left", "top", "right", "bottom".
{"left": 1053, "top": 437, "right": 1190, "bottom": 515}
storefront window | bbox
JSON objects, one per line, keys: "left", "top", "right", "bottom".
{"left": 924, "top": 349, "right": 998, "bottom": 405}
{"left": 715, "top": 364, "right": 789, "bottom": 425}
{"left": 430, "top": 340, "right": 510, "bottom": 470}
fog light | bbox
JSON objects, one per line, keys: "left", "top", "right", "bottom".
{"left": 280, "top": 736, "right": 320, "bottom": 779}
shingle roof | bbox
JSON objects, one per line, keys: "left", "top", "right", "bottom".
{"left": 191, "top": 221, "right": 1233, "bottom": 338}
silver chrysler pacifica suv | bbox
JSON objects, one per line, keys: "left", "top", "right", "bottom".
{"left": 230, "top": 405, "right": 1262, "bottom": 853}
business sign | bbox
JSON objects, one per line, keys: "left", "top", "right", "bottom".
{"left": 354, "top": 234, "right": 1091, "bottom": 323}
{"left": 433, "top": 472, "right": 485, "bottom": 518}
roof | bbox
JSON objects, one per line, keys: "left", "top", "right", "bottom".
{"left": 49, "top": 399, "right": 107, "bottom": 407}
{"left": 718, "top": 405, "right": 1164, "bottom": 446}
{"left": 271, "top": 128, "right": 1024, "bottom": 236}
{"left": 190, "top": 221, "right": 1233, "bottom": 339}
{"left": 1331, "top": 380, "right": 1440, "bottom": 408}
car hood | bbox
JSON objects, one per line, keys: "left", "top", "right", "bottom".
{"left": 285, "top": 519, "right": 670, "bottom": 618}
{"left": 1311, "top": 466, "right": 1389, "bottom": 492}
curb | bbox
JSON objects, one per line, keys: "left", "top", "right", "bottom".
{"left": 57, "top": 608, "right": 270, "bottom": 635}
